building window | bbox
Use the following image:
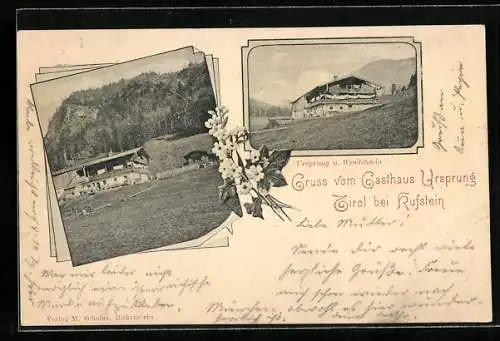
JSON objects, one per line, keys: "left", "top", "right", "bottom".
{"left": 348, "top": 104, "right": 353, "bottom": 108}
{"left": 330, "top": 106, "right": 333, "bottom": 110}
{"left": 114, "top": 178, "right": 117, "bottom": 181}
{"left": 340, "top": 106, "right": 343, "bottom": 110}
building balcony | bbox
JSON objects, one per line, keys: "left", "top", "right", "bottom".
{"left": 88, "top": 166, "right": 150, "bottom": 182}
{"left": 306, "top": 97, "right": 380, "bottom": 109}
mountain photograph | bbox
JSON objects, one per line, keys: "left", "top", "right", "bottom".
{"left": 31, "top": 49, "right": 234, "bottom": 267}
{"left": 44, "top": 62, "right": 216, "bottom": 172}
{"left": 246, "top": 41, "right": 420, "bottom": 152}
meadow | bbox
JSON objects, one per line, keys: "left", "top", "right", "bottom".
{"left": 144, "top": 133, "right": 214, "bottom": 174}
{"left": 60, "top": 167, "right": 232, "bottom": 266}
{"left": 249, "top": 95, "right": 418, "bottom": 151}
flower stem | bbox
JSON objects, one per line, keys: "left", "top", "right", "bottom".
{"left": 251, "top": 188, "right": 284, "bottom": 221}
{"left": 266, "top": 195, "right": 291, "bottom": 221}
{"left": 267, "top": 194, "right": 295, "bottom": 209}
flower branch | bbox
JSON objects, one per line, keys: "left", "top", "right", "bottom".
{"left": 206, "top": 106, "right": 293, "bottom": 221}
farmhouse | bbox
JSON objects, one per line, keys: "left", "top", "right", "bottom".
{"left": 291, "top": 75, "right": 384, "bottom": 119}
{"left": 52, "top": 147, "right": 151, "bottom": 200}
{"left": 183, "top": 150, "right": 217, "bottom": 166}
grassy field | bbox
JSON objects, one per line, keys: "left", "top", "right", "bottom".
{"left": 250, "top": 116, "right": 295, "bottom": 131}
{"left": 249, "top": 117, "right": 271, "bottom": 131}
{"left": 61, "top": 167, "right": 232, "bottom": 266}
{"left": 249, "top": 95, "right": 418, "bottom": 151}
{"left": 144, "top": 133, "right": 214, "bottom": 174}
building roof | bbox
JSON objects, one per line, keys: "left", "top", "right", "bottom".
{"left": 52, "top": 146, "right": 149, "bottom": 176}
{"left": 290, "top": 75, "right": 383, "bottom": 104}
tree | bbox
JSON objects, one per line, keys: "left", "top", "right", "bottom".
{"left": 408, "top": 72, "right": 417, "bottom": 88}
{"left": 45, "top": 62, "right": 216, "bottom": 171}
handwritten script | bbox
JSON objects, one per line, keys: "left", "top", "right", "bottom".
{"left": 451, "top": 61, "right": 469, "bottom": 154}
{"left": 431, "top": 61, "right": 470, "bottom": 154}
{"left": 24, "top": 263, "right": 211, "bottom": 323}
{"left": 22, "top": 100, "right": 41, "bottom": 270}
{"left": 266, "top": 238, "right": 479, "bottom": 323}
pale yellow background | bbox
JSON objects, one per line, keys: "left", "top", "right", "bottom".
{"left": 18, "top": 26, "right": 490, "bottom": 326}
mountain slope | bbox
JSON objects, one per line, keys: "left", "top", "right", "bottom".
{"left": 45, "top": 62, "right": 216, "bottom": 172}
{"left": 249, "top": 97, "right": 290, "bottom": 117}
{"left": 351, "top": 57, "right": 417, "bottom": 94}
{"left": 251, "top": 93, "right": 418, "bottom": 150}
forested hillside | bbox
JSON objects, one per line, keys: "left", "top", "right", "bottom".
{"left": 44, "top": 62, "right": 216, "bottom": 171}
{"left": 249, "top": 98, "right": 290, "bottom": 117}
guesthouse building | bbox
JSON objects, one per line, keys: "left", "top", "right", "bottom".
{"left": 291, "top": 75, "right": 384, "bottom": 119}
{"left": 52, "top": 147, "right": 151, "bottom": 201}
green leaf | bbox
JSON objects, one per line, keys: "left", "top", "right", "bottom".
{"left": 252, "top": 195, "right": 263, "bottom": 206}
{"left": 259, "top": 145, "right": 269, "bottom": 159}
{"left": 223, "top": 177, "right": 234, "bottom": 186}
{"left": 236, "top": 151, "right": 246, "bottom": 170}
{"left": 252, "top": 202, "right": 263, "bottom": 219}
{"left": 226, "top": 195, "right": 243, "bottom": 217}
{"left": 222, "top": 115, "right": 229, "bottom": 128}
{"left": 259, "top": 177, "right": 271, "bottom": 191}
{"left": 266, "top": 149, "right": 291, "bottom": 171}
{"left": 252, "top": 205, "right": 264, "bottom": 219}
{"left": 244, "top": 202, "right": 254, "bottom": 215}
{"left": 218, "top": 182, "right": 237, "bottom": 203}
{"left": 252, "top": 196, "right": 263, "bottom": 218}
{"left": 244, "top": 197, "right": 264, "bottom": 219}
{"left": 266, "top": 168, "right": 288, "bottom": 187}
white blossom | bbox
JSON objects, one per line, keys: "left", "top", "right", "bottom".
{"left": 219, "top": 158, "right": 241, "bottom": 180}
{"left": 215, "top": 106, "right": 229, "bottom": 116}
{"left": 234, "top": 175, "right": 243, "bottom": 185}
{"left": 212, "top": 142, "right": 228, "bottom": 159}
{"left": 218, "top": 158, "right": 234, "bottom": 172}
{"left": 226, "top": 164, "right": 242, "bottom": 179}
{"left": 257, "top": 186, "right": 269, "bottom": 196}
{"left": 225, "top": 140, "right": 236, "bottom": 151}
{"left": 229, "top": 125, "right": 248, "bottom": 142}
{"left": 205, "top": 116, "right": 220, "bottom": 129}
{"left": 249, "top": 148, "right": 261, "bottom": 163}
{"left": 211, "top": 127, "right": 228, "bottom": 140}
{"left": 246, "top": 164, "right": 265, "bottom": 182}
{"left": 236, "top": 181, "right": 252, "bottom": 195}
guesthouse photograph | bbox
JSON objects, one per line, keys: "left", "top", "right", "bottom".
{"left": 31, "top": 47, "right": 232, "bottom": 266}
{"left": 247, "top": 41, "right": 420, "bottom": 152}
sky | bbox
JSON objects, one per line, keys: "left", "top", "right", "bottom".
{"left": 31, "top": 46, "right": 209, "bottom": 134}
{"left": 248, "top": 43, "right": 416, "bottom": 106}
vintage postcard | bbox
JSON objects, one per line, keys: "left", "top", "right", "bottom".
{"left": 18, "top": 26, "right": 490, "bottom": 327}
